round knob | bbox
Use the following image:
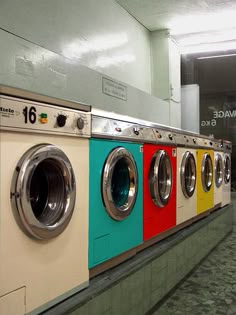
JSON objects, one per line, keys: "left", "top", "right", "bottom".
{"left": 210, "top": 141, "right": 213, "bottom": 146}
{"left": 77, "top": 117, "right": 84, "bottom": 130}
{"left": 133, "top": 128, "right": 139, "bottom": 136}
{"left": 169, "top": 134, "right": 173, "bottom": 140}
{"left": 57, "top": 114, "right": 67, "bottom": 127}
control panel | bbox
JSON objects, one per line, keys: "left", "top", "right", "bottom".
{"left": 142, "top": 127, "right": 156, "bottom": 142}
{"left": 0, "top": 95, "right": 91, "bottom": 137}
{"left": 212, "top": 140, "right": 222, "bottom": 150}
{"left": 152, "top": 128, "right": 176, "bottom": 145}
{"left": 222, "top": 140, "right": 232, "bottom": 153}
{"left": 172, "top": 132, "right": 186, "bottom": 146}
{"left": 92, "top": 116, "right": 144, "bottom": 142}
{"left": 196, "top": 137, "right": 214, "bottom": 149}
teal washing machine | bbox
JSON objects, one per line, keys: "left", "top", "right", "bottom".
{"left": 89, "top": 111, "right": 143, "bottom": 269}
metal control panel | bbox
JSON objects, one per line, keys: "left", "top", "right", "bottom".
{"left": 142, "top": 127, "right": 156, "bottom": 143}
{"left": 0, "top": 95, "right": 91, "bottom": 137}
{"left": 92, "top": 115, "right": 144, "bottom": 142}
{"left": 196, "top": 136, "right": 214, "bottom": 149}
{"left": 172, "top": 131, "right": 198, "bottom": 148}
{"left": 184, "top": 134, "right": 198, "bottom": 147}
{"left": 152, "top": 128, "right": 176, "bottom": 145}
{"left": 212, "top": 139, "right": 223, "bottom": 151}
{"left": 222, "top": 140, "right": 232, "bottom": 153}
{"left": 172, "top": 132, "right": 186, "bottom": 147}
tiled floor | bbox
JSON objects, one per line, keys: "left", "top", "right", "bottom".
{"left": 151, "top": 229, "right": 236, "bottom": 315}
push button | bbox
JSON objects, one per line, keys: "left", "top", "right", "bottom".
{"left": 39, "top": 113, "right": 48, "bottom": 124}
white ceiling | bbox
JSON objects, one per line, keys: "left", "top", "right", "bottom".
{"left": 115, "top": 0, "right": 236, "bottom": 53}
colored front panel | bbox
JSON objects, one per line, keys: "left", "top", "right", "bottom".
{"left": 196, "top": 149, "right": 214, "bottom": 214}
{"left": 176, "top": 148, "right": 197, "bottom": 224}
{"left": 214, "top": 152, "right": 223, "bottom": 207}
{"left": 222, "top": 153, "right": 231, "bottom": 206}
{"left": 89, "top": 139, "right": 143, "bottom": 268}
{"left": 143, "top": 144, "right": 176, "bottom": 241}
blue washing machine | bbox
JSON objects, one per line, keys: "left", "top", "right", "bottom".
{"left": 89, "top": 113, "right": 143, "bottom": 269}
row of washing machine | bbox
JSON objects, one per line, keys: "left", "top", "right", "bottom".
{"left": 0, "top": 88, "right": 232, "bottom": 315}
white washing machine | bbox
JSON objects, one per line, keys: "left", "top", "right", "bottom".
{"left": 222, "top": 139, "right": 232, "bottom": 207}
{"left": 213, "top": 139, "right": 224, "bottom": 208}
{"left": 0, "top": 87, "right": 91, "bottom": 315}
{"left": 174, "top": 130, "right": 197, "bottom": 225}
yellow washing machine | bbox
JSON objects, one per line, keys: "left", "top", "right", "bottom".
{"left": 196, "top": 136, "right": 214, "bottom": 214}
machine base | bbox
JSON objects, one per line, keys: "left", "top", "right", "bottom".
{"left": 42, "top": 205, "right": 233, "bottom": 315}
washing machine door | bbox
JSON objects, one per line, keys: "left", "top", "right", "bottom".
{"left": 11, "top": 144, "right": 76, "bottom": 240}
{"left": 224, "top": 155, "right": 231, "bottom": 184}
{"left": 149, "top": 150, "right": 172, "bottom": 207}
{"left": 180, "top": 151, "right": 196, "bottom": 198}
{"left": 215, "top": 153, "right": 223, "bottom": 188}
{"left": 201, "top": 153, "right": 213, "bottom": 192}
{"left": 102, "top": 147, "right": 138, "bottom": 221}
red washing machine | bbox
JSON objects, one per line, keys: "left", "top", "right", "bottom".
{"left": 143, "top": 127, "right": 176, "bottom": 241}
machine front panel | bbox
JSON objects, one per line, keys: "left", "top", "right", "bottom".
{"left": 196, "top": 149, "right": 214, "bottom": 214}
{"left": 89, "top": 138, "right": 143, "bottom": 268}
{"left": 143, "top": 143, "right": 176, "bottom": 241}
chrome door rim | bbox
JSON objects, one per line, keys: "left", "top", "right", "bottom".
{"left": 180, "top": 151, "right": 196, "bottom": 198}
{"left": 149, "top": 150, "right": 172, "bottom": 207}
{"left": 102, "top": 147, "right": 138, "bottom": 221}
{"left": 11, "top": 144, "right": 76, "bottom": 240}
{"left": 224, "top": 155, "right": 231, "bottom": 183}
{"left": 215, "top": 153, "right": 223, "bottom": 188}
{"left": 201, "top": 153, "right": 213, "bottom": 192}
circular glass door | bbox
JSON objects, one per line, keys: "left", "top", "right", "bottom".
{"left": 149, "top": 150, "right": 172, "bottom": 207}
{"left": 11, "top": 144, "right": 76, "bottom": 240}
{"left": 215, "top": 153, "right": 223, "bottom": 188}
{"left": 180, "top": 151, "right": 196, "bottom": 198}
{"left": 201, "top": 153, "right": 213, "bottom": 192}
{"left": 224, "top": 155, "right": 231, "bottom": 184}
{"left": 102, "top": 147, "right": 138, "bottom": 221}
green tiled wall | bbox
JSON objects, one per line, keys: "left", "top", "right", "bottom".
{"left": 49, "top": 206, "right": 233, "bottom": 315}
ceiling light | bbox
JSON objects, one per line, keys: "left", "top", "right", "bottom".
{"left": 197, "top": 53, "right": 236, "bottom": 59}
{"left": 171, "top": 10, "right": 236, "bottom": 36}
{"left": 181, "top": 40, "right": 236, "bottom": 54}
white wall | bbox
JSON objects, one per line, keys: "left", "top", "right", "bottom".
{"left": 0, "top": 0, "right": 151, "bottom": 94}
{"left": 0, "top": 29, "right": 170, "bottom": 125}
{"left": 151, "top": 30, "right": 181, "bottom": 128}
{"left": 181, "top": 84, "right": 200, "bottom": 133}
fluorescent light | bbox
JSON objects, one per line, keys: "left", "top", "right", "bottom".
{"left": 197, "top": 53, "right": 236, "bottom": 60}
{"left": 176, "top": 29, "right": 236, "bottom": 47}
{"left": 171, "top": 10, "right": 236, "bottom": 36}
{"left": 181, "top": 40, "right": 236, "bottom": 54}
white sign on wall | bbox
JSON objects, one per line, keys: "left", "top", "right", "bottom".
{"left": 102, "top": 77, "right": 127, "bottom": 101}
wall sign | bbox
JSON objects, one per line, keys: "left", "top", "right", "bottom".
{"left": 102, "top": 77, "right": 127, "bottom": 101}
